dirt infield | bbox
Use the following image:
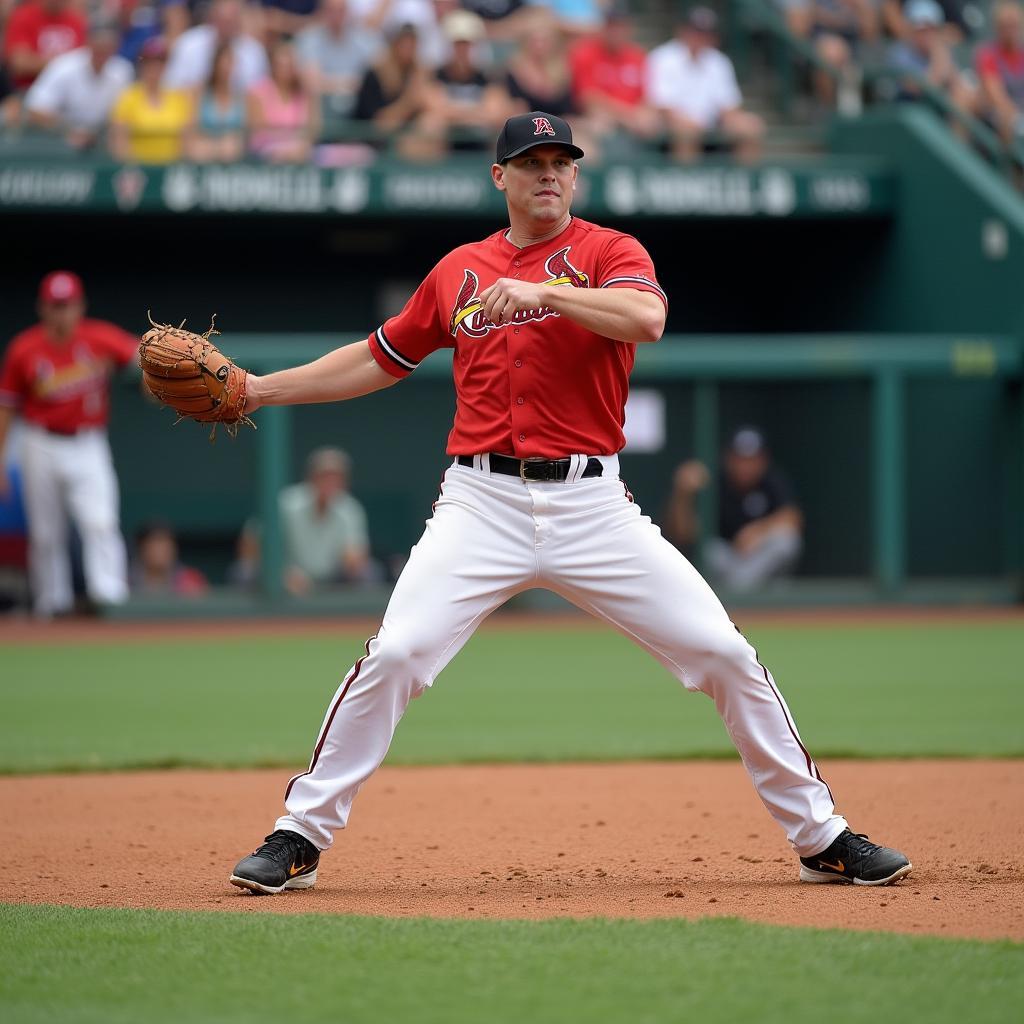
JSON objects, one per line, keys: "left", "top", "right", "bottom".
{"left": 3, "top": 760, "right": 1021, "bottom": 940}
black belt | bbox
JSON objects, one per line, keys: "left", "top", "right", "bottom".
{"left": 457, "top": 453, "right": 603, "bottom": 482}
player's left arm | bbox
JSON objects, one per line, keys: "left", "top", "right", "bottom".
{"left": 479, "top": 282, "right": 666, "bottom": 343}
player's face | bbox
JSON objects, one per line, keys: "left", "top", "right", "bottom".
{"left": 725, "top": 451, "right": 768, "bottom": 491}
{"left": 39, "top": 299, "right": 83, "bottom": 338}
{"left": 493, "top": 145, "right": 577, "bottom": 225}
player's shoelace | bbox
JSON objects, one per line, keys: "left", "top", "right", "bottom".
{"left": 255, "top": 831, "right": 307, "bottom": 864}
{"left": 833, "top": 831, "right": 881, "bottom": 863}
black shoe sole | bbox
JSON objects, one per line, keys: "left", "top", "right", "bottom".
{"left": 228, "top": 869, "right": 318, "bottom": 895}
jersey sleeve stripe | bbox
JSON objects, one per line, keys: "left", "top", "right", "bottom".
{"left": 375, "top": 327, "right": 419, "bottom": 371}
{"left": 599, "top": 276, "right": 669, "bottom": 303}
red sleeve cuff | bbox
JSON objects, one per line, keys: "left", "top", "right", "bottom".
{"left": 368, "top": 327, "right": 417, "bottom": 379}
{"left": 600, "top": 277, "right": 669, "bottom": 309}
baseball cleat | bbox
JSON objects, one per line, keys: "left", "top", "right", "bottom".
{"left": 229, "top": 829, "right": 320, "bottom": 895}
{"left": 799, "top": 829, "right": 912, "bottom": 886}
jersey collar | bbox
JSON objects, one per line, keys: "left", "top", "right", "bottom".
{"left": 500, "top": 216, "right": 577, "bottom": 256}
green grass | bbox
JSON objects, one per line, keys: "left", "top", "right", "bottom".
{"left": 1, "top": 904, "right": 1020, "bottom": 1024}
{"left": 1, "top": 622, "right": 1022, "bottom": 772}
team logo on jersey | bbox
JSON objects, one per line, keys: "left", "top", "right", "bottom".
{"left": 532, "top": 117, "right": 556, "bottom": 137}
{"left": 448, "top": 247, "right": 589, "bottom": 339}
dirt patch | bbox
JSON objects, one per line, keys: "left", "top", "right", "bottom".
{"left": 2, "top": 760, "right": 1020, "bottom": 940}
{"left": 1, "top": 608, "right": 1022, "bottom": 645}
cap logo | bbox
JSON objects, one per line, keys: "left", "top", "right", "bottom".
{"left": 51, "top": 274, "right": 74, "bottom": 299}
{"left": 532, "top": 117, "right": 556, "bottom": 137}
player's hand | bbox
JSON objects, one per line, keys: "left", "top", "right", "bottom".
{"left": 732, "top": 522, "right": 765, "bottom": 555}
{"left": 674, "top": 460, "right": 709, "bottom": 493}
{"left": 479, "top": 278, "right": 547, "bottom": 325}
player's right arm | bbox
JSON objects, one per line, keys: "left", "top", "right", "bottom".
{"left": 245, "top": 340, "right": 397, "bottom": 414}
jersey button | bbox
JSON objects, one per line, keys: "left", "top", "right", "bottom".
{"left": 518, "top": 433, "right": 526, "bottom": 442}
{"left": 514, "top": 359, "right": 522, "bottom": 367}
{"left": 513, "top": 259, "right": 521, "bottom": 268}
{"left": 516, "top": 397, "right": 524, "bottom": 405}
{"left": 513, "top": 327, "right": 520, "bottom": 335}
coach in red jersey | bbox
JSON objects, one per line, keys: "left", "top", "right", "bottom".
{"left": 228, "top": 111, "right": 910, "bottom": 895}
{"left": 0, "top": 271, "right": 136, "bottom": 616}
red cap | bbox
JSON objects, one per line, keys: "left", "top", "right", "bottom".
{"left": 38, "top": 271, "right": 85, "bottom": 304}
{"left": 140, "top": 36, "right": 169, "bottom": 60}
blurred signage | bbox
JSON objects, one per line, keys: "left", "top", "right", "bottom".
{"left": 0, "top": 162, "right": 892, "bottom": 217}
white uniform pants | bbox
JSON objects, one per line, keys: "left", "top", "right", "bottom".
{"left": 278, "top": 459, "right": 847, "bottom": 858}
{"left": 20, "top": 425, "right": 129, "bottom": 616}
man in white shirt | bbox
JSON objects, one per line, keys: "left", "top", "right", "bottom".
{"left": 296, "top": 0, "right": 381, "bottom": 116}
{"left": 646, "top": 6, "right": 764, "bottom": 161}
{"left": 164, "top": 0, "right": 269, "bottom": 91}
{"left": 24, "top": 19, "right": 133, "bottom": 149}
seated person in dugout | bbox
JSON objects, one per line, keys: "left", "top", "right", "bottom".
{"left": 664, "top": 426, "right": 803, "bottom": 591}
{"left": 231, "top": 446, "right": 378, "bottom": 594}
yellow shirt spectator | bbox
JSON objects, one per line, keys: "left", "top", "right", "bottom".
{"left": 110, "top": 83, "right": 192, "bottom": 164}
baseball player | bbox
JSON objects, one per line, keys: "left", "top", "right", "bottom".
{"left": 229, "top": 112, "right": 912, "bottom": 894}
{"left": 0, "top": 271, "right": 136, "bottom": 617}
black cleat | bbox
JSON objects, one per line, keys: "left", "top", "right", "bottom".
{"left": 229, "top": 829, "right": 321, "bottom": 895}
{"left": 799, "top": 829, "right": 912, "bottom": 886}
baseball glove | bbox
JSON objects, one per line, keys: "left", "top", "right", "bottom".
{"left": 139, "top": 313, "right": 254, "bottom": 439}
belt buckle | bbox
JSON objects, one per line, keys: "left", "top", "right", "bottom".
{"left": 519, "top": 457, "right": 546, "bottom": 482}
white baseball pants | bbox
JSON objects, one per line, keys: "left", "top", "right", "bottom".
{"left": 20, "top": 425, "right": 129, "bottom": 616}
{"left": 278, "top": 458, "right": 847, "bottom": 858}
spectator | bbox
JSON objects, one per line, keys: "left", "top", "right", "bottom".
{"left": 261, "top": 0, "right": 320, "bottom": 41}
{"left": 274, "top": 446, "right": 375, "bottom": 595}
{"left": 296, "top": 0, "right": 381, "bottom": 119}
{"left": 0, "top": 272, "right": 136, "bottom": 618}
{"left": 130, "top": 520, "right": 209, "bottom": 596}
{"left": 0, "top": 60, "right": 19, "bottom": 127}
{"left": 977, "top": 0, "right": 1024, "bottom": 145}
{"left": 248, "top": 35, "right": 319, "bottom": 162}
{"left": 882, "top": 0, "right": 980, "bottom": 45}
{"left": 353, "top": 20, "right": 434, "bottom": 151}
{"left": 184, "top": 41, "right": 247, "bottom": 161}
{"left": 461, "top": 0, "right": 532, "bottom": 42}
{"left": 422, "top": 9, "right": 511, "bottom": 151}
{"left": 164, "top": 0, "right": 269, "bottom": 92}
{"left": 3, "top": 0, "right": 86, "bottom": 92}
{"left": 664, "top": 427, "right": 803, "bottom": 592}
{"left": 24, "top": 18, "right": 133, "bottom": 149}
{"left": 780, "top": 0, "right": 879, "bottom": 107}
{"left": 505, "top": 8, "right": 575, "bottom": 118}
{"left": 888, "top": 0, "right": 977, "bottom": 116}
{"left": 347, "top": 0, "right": 459, "bottom": 66}
{"left": 646, "top": 6, "right": 764, "bottom": 162}
{"left": 118, "top": 0, "right": 191, "bottom": 63}
{"left": 109, "top": 37, "right": 193, "bottom": 163}
{"left": 568, "top": 1, "right": 660, "bottom": 149}
{"left": 535, "top": 0, "right": 603, "bottom": 36}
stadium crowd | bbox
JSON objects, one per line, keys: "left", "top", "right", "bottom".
{"left": 1, "top": 0, "right": 1021, "bottom": 162}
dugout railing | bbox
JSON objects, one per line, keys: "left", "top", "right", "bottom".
{"left": 170, "top": 333, "right": 1022, "bottom": 610}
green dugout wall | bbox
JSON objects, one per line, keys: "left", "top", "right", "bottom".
{"left": 2, "top": 108, "right": 1023, "bottom": 601}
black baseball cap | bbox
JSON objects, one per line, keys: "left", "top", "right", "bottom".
{"left": 495, "top": 111, "right": 584, "bottom": 164}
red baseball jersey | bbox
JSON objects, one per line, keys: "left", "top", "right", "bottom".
{"left": 2, "top": 2, "right": 87, "bottom": 90}
{"left": 569, "top": 38, "right": 648, "bottom": 108}
{"left": 0, "top": 320, "right": 138, "bottom": 434}
{"left": 367, "top": 217, "right": 667, "bottom": 458}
